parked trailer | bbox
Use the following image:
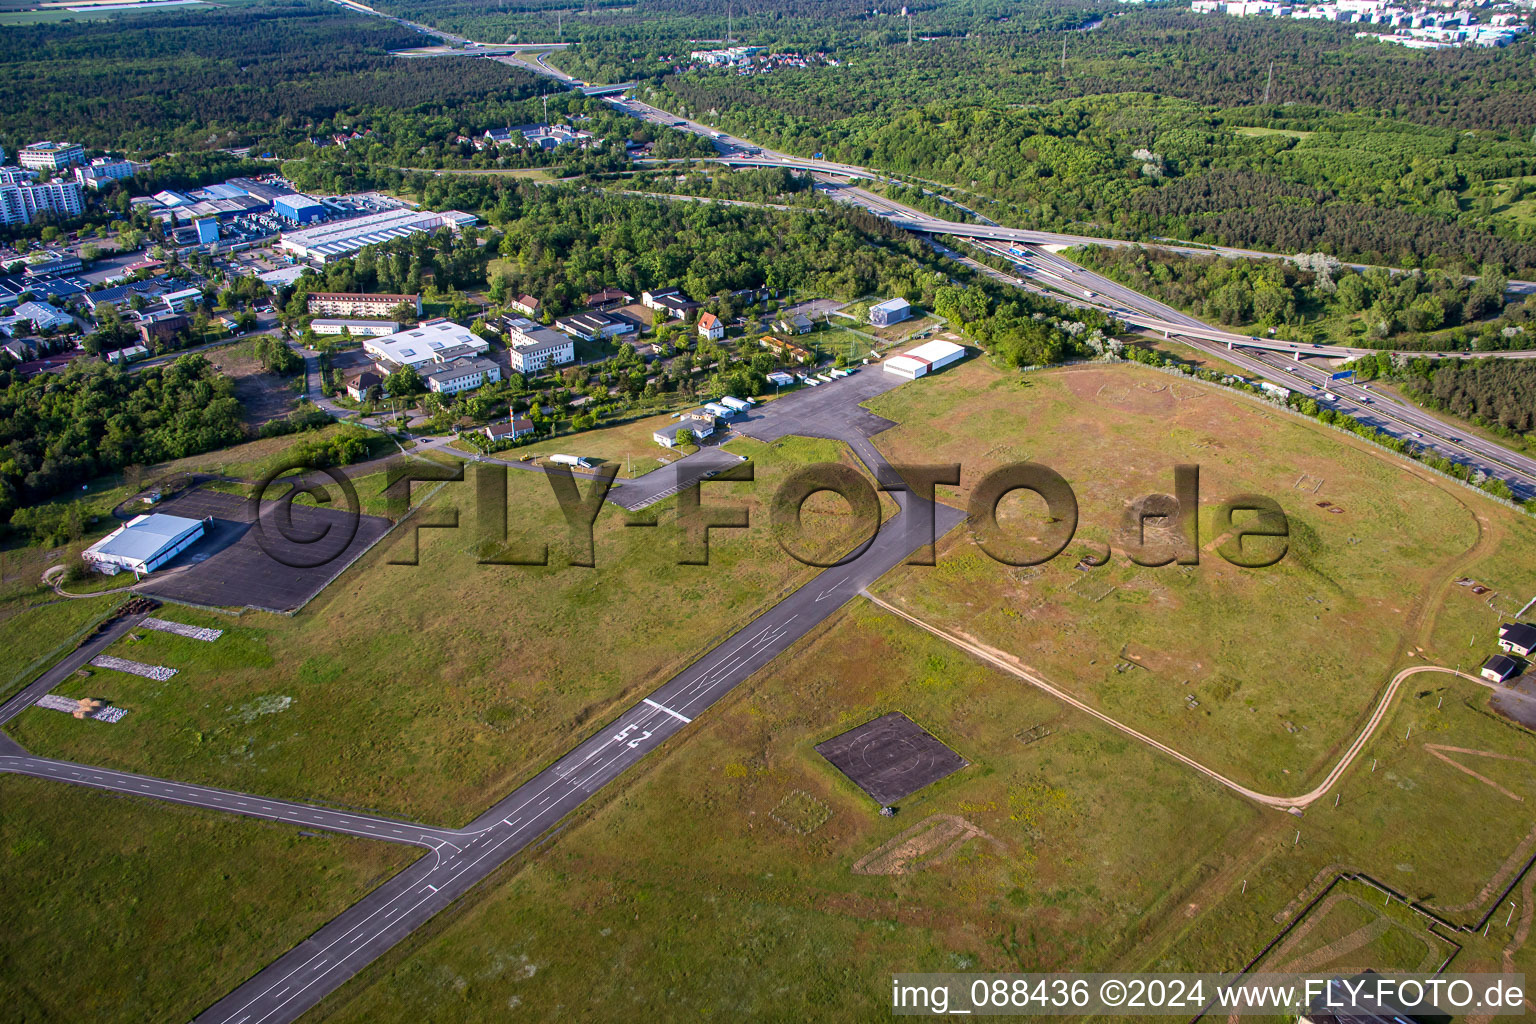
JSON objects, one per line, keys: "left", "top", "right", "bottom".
{"left": 548, "top": 454, "right": 594, "bottom": 468}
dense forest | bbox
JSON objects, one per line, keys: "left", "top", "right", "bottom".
{"left": 0, "top": 0, "right": 544, "bottom": 151}
{"left": 1073, "top": 245, "right": 1533, "bottom": 351}
{"left": 1347, "top": 352, "right": 1536, "bottom": 440}
{"left": 0, "top": 356, "right": 245, "bottom": 521}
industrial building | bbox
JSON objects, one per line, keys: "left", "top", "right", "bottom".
{"left": 83, "top": 513, "right": 206, "bottom": 575}
{"left": 307, "top": 292, "right": 421, "bottom": 318}
{"left": 868, "top": 297, "right": 912, "bottom": 327}
{"left": 310, "top": 318, "right": 399, "bottom": 337}
{"left": 1481, "top": 654, "right": 1522, "bottom": 684}
{"left": 273, "top": 193, "right": 327, "bottom": 224}
{"left": 363, "top": 319, "right": 488, "bottom": 371}
{"left": 11, "top": 301, "right": 73, "bottom": 332}
{"left": 194, "top": 218, "right": 220, "bottom": 244}
{"left": 18, "top": 141, "right": 85, "bottom": 171}
{"left": 277, "top": 207, "right": 477, "bottom": 264}
{"left": 882, "top": 339, "right": 965, "bottom": 380}
{"left": 554, "top": 311, "right": 635, "bottom": 342}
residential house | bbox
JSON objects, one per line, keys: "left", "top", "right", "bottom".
{"left": 775, "top": 313, "right": 814, "bottom": 335}
{"left": 511, "top": 294, "right": 541, "bottom": 317}
{"left": 697, "top": 311, "right": 724, "bottom": 341}
{"left": 346, "top": 371, "right": 385, "bottom": 401}
{"left": 586, "top": 287, "right": 632, "bottom": 310}
{"left": 641, "top": 288, "right": 697, "bottom": 319}
{"left": 484, "top": 417, "right": 535, "bottom": 443}
{"left": 760, "top": 336, "right": 812, "bottom": 363}
{"left": 1481, "top": 654, "right": 1522, "bottom": 683}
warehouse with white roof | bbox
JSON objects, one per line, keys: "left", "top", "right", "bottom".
{"left": 363, "top": 319, "right": 489, "bottom": 371}
{"left": 277, "top": 207, "right": 478, "bottom": 264}
{"left": 882, "top": 339, "right": 965, "bottom": 380}
{"left": 83, "top": 513, "right": 206, "bottom": 575}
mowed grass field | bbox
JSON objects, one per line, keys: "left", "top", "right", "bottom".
{"left": 311, "top": 602, "right": 1258, "bottom": 1022}
{"left": 0, "top": 777, "right": 414, "bottom": 1023}
{"left": 5, "top": 436, "right": 883, "bottom": 826}
{"left": 310, "top": 582, "right": 1536, "bottom": 1022}
{"left": 864, "top": 359, "right": 1499, "bottom": 794}
{"left": 1156, "top": 670, "right": 1536, "bottom": 976}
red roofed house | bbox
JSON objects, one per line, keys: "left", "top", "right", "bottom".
{"left": 697, "top": 311, "right": 724, "bottom": 341}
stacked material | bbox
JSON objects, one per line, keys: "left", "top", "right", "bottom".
{"left": 90, "top": 655, "right": 176, "bottom": 681}
{"left": 142, "top": 617, "right": 223, "bottom": 642}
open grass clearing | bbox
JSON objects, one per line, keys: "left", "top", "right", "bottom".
{"left": 5, "top": 436, "right": 880, "bottom": 825}
{"left": 313, "top": 600, "right": 1256, "bottom": 1021}
{"left": 0, "top": 775, "right": 414, "bottom": 1024}
{"left": 865, "top": 358, "right": 1494, "bottom": 793}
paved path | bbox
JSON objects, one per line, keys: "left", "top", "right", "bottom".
{"left": 193, "top": 483, "right": 966, "bottom": 1024}
{"left": 0, "top": 755, "right": 459, "bottom": 847}
{"left": 0, "top": 609, "right": 150, "bottom": 727}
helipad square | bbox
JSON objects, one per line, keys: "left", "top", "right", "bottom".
{"left": 814, "top": 712, "right": 967, "bottom": 805}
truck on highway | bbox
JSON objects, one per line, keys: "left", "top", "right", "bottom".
{"left": 1083, "top": 289, "right": 1096, "bottom": 299}
{"left": 1008, "top": 245, "right": 1028, "bottom": 258}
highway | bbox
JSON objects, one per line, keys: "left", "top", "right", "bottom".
{"left": 965, "top": 238, "right": 1536, "bottom": 498}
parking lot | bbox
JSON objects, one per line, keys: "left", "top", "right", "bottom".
{"left": 135, "top": 488, "right": 393, "bottom": 613}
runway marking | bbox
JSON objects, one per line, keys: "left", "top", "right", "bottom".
{"left": 643, "top": 698, "right": 691, "bottom": 724}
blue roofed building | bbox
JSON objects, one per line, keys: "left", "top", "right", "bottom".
{"left": 82, "top": 513, "right": 206, "bottom": 575}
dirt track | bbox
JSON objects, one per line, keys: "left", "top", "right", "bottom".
{"left": 862, "top": 589, "right": 1484, "bottom": 811}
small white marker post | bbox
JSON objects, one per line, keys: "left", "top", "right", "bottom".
{"left": 1241, "top": 880, "right": 1247, "bottom": 895}
{"left": 1508, "top": 902, "right": 1517, "bottom": 928}
{"left": 1334, "top": 793, "right": 1340, "bottom": 807}
{"left": 1371, "top": 759, "right": 1377, "bottom": 772}
{"left": 1294, "top": 830, "right": 1300, "bottom": 847}
{"left": 1406, "top": 726, "right": 1412, "bottom": 740}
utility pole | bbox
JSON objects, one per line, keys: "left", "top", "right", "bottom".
{"left": 907, "top": 13, "right": 913, "bottom": 46}
{"left": 1263, "top": 60, "right": 1274, "bottom": 104}
{"left": 1061, "top": 37, "right": 1067, "bottom": 72}
{"left": 557, "top": 10, "right": 562, "bottom": 41}
{"left": 728, "top": 3, "right": 733, "bottom": 43}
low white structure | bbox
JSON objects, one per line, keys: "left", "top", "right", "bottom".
{"left": 310, "top": 318, "right": 399, "bottom": 338}
{"left": 83, "top": 513, "right": 205, "bottom": 575}
{"left": 363, "top": 319, "right": 488, "bottom": 371}
{"left": 882, "top": 339, "right": 965, "bottom": 380}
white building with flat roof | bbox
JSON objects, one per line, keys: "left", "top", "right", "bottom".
{"left": 18, "top": 141, "right": 85, "bottom": 171}
{"left": 506, "top": 324, "right": 575, "bottom": 374}
{"left": 83, "top": 513, "right": 205, "bottom": 575}
{"left": 310, "top": 318, "right": 400, "bottom": 337}
{"left": 278, "top": 207, "right": 477, "bottom": 264}
{"left": 363, "top": 319, "right": 489, "bottom": 371}
{"left": 882, "top": 339, "right": 964, "bottom": 380}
